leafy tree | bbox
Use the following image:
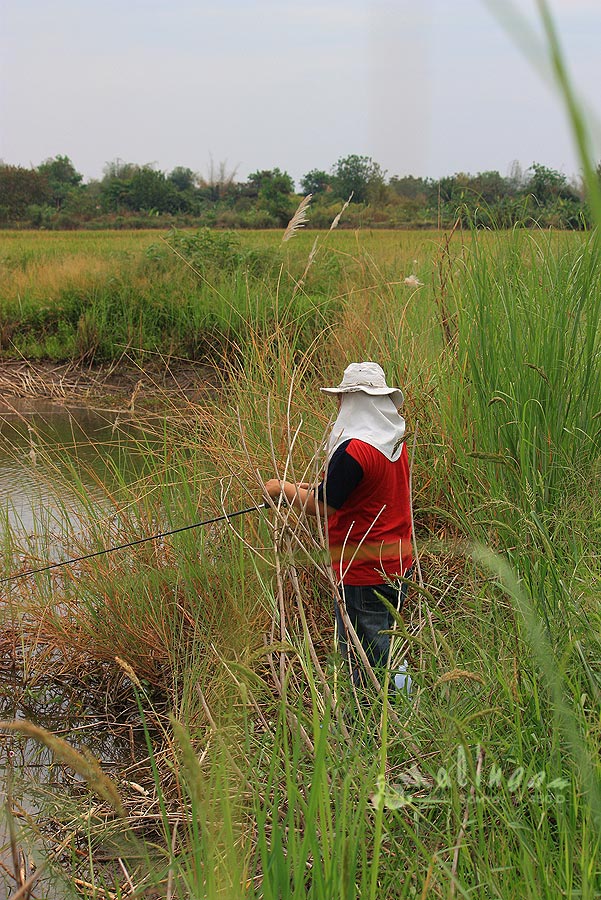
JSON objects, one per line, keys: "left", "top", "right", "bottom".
{"left": 100, "top": 163, "right": 186, "bottom": 213}
{"left": 431, "top": 171, "right": 506, "bottom": 217}
{"left": 60, "top": 181, "right": 103, "bottom": 220}
{"left": 467, "top": 171, "right": 507, "bottom": 203}
{"left": 100, "top": 160, "right": 139, "bottom": 212}
{"left": 300, "top": 169, "right": 331, "bottom": 196}
{"left": 246, "top": 168, "right": 295, "bottom": 225}
{"left": 526, "top": 163, "right": 579, "bottom": 205}
{"left": 247, "top": 168, "right": 294, "bottom": 196}
{"left": 102, "top": 159, "right": 140, "bottom": 181}
{"left": 0, "top": 165, "right": 50, "bottom": 220}
{"left": 436, "top": 173, "right": 472, "bottom": 204}
{"left": 127, "top": 167, "right": 182, "bottom": 212}
{"left": 100, "top": 176, "right": 134, "bottom": 212}
{"left": 168, "top": 166, "right": 197, "bottom": 192}
{"left": 331, "top": 154, "right": 385, "bottom": 204}
{"left": 37, "top": 155, "right": 82, "bottom": 209}
{"left": 388, "top": 175, "right": 431, "bottom": 199}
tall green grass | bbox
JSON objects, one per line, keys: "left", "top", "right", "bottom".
{"left": 444, "top": 228, "right": 600, "bottom": 517}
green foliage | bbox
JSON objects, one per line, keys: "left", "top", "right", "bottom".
{"left": 388, "top": 174, "right": 432, "bottom": 200}
{"left": 247, "top": 168, "right": 296, "bottom": 226}
{"left": 299, "top": 168, "right": 332, "bottom": 196}
{"left": 37, "top": 155, "right": 83, "bottom": 209}
{"left": 526, "top": 162, "right": 580, "bottom": 205}
{"left": 0, "top": 229, "right": 348, "bottom": 362}
{"left": 332, "top": 153, "right": 386, "bottom": 203}
{"left": 127, "top": 167, "right": 186, "bottom": 213}
{"left": 152, "top": 227, "right": 278, "bottom": 277}
{"left": 25, "top": 203, "right": 56, "bottom": 229}
{"left": 0, "top": 152, "right": 596, "bottom": 230}
{"left": 247, "top": 168, "right": 295, "bottom": 197}
{"left": 167, "top": 166, "right": 197, "bottom": 192}
{"left": 446, "top": 229, "right": 601, "bottom": 519}
{"left": 0, "top": 165, "right": 50, "bottom": 220}
{"left": 100, "top": 164, "right": 187, "bottom": 214}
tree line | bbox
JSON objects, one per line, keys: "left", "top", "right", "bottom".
{"left": 0, "top": 153, "right": 594, "bottom": 230}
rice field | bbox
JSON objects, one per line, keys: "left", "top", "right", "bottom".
{"left": 1, "top": 217, "right": 600, "bottom": 898}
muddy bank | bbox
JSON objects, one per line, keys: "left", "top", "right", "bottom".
{"left": 0, "top": 359, "right": 221, "bottom": 411}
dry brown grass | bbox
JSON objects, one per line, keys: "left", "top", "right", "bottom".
{"left": 0, "top": 256, "right": 122, "bottom": 305}
{"left": 0, "top": 358, "right": 220, "bottom": 410}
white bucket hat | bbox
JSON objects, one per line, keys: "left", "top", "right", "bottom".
{"left": 321, "top": 362, "right": 404, "bottom": 408}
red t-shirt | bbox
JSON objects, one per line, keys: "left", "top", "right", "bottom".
{"left": 318, "top": 438, "right": 413, "bottom": 585}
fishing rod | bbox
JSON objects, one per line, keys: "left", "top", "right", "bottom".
{"left": 1, "top": 502, "right": 266, "bottom": 585}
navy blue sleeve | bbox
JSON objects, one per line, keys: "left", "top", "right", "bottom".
{"left": 317, "top": 439, "right": 364, "bottom": 510}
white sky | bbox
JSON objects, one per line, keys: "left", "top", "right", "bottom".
{"left": 1, "top": 0, "right": 599, "bottom": 189}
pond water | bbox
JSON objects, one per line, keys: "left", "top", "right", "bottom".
{"left": 0, "top": 400, "right": 135, "bottom": 535}
{"left": 0, "top": 400, "right": 145, "bottom": 896}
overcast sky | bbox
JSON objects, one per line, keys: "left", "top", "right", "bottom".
{"left": 1, "top": 0, "right": 600, "bottom": 189}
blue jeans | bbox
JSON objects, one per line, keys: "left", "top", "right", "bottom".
{"left": 335, "top": 574, "right": 411, "bottom": 685}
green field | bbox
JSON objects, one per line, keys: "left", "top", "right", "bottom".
{"left": 1, "top": 223, "right": 600, "bottom": 898}
{"left": 0, "top": 227, "right": 449, "bottom": 359}
{"left": 0, "top": 225, "right": 585, "bottom": 366}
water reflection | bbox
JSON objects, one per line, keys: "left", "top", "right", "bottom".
{"left": 0, "top": 400, "right": 137, "bottom": 535}
{"left": 0, "top": 402, "right": 146, "bottom": 897}
{"left": 0, "top": 658, "right": 148, "bottom": 900}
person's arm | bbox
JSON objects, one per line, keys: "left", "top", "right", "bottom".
{"left": 264, "top": 478, "right": 335, "bottom": 517}
{"left": 264, "top": 441, "right": 364, "bottom": 517}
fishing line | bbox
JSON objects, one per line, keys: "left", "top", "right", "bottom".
{"left": 1, "top": 503, "right": 266, "bottom": 585}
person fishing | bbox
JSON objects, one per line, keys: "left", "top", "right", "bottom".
{"left": 264, "top": 361, "right": 413, "bottom": 689}
{"left": 4, "top": 361, "right": 412, "bottom": 695}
